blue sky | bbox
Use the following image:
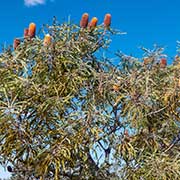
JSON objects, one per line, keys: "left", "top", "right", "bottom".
{"left": 0, "top": 0, "right": 179, "bottom": 62}
{"left": 0, "top": 0, "right": 180, "bottom": 178}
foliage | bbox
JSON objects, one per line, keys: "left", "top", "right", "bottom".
{"left": 0, "top": 17, "right": 180, "bottom": 180}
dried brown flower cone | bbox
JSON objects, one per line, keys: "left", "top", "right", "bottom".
{"left": 104, "top": 13, "right": 111, "bottom": 28}
{"left": 24, "top": 28, "right": 29, "bottom": 38}
{"left": 13, "top": 38, "right": 20, "bottom": 49}
{"left": 160, "top": 58, "right": 167, "bottom": 68}
{"left": 80, "top": 13, "right": 89, "bottom": 28}
{"left": 28, "top": 22, "right": 36, "bottom": 38}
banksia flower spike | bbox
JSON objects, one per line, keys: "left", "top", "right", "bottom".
{"left": 143, "top": 57, "right": 153, "bottom": 65}
{"left": 124, "top": 130, "right": 129, "bottom": 137}
{"left": 13, "top": 38, "right": 20, "bottom": 49}
{"left": 88, "top": 17, "right": 98, "bottom": 30}
{"left": 104, "top": 13, "right": 111, "bottom": 28}
{"left": 143, "top": 57, "right": 149, "bottom": 65}
{"left": 112, "top": 84, "right": 120, "bottom": 92}
{"left": 43, "top": 34, "right": 52, "bottom": 46}
{"left": 80, "top": 13, "right": 89, "bottom": 28}
{"left": 28, "top": 22, "right": 36, "bottom": 38}
{"left": 175, "top": 55, "right": 180, "bottom": 63}
{"left": 24, "top": 28, "right": 29, "bottom": 38}
{"left": 160, "top": 58, "right": 167, "bottom": 68}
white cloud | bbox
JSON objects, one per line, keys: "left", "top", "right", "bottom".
{"left": 24, "top": 0, "right": 46, "bottom": 7}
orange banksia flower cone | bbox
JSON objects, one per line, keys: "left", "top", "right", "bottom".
{"left": 143, "top": 57, "right": 149, "bottom": 65}
{"left": 24, "top": 28, "right": 29, "bottom": 38}
{"left": 113, "top": 84, "right": 120, "bottom": 92}
{"left": 88, "top": 17, "right": 98, "bottom": 29}
{"left": 104, "top": 13, "right": 111, "bottom": 28}
{"left": 143, "top": 57, "right": 153, "bottom": 65}
{"left": 160, "top": 58, "right": 167, "bottom": 68}
{"left": 13, "top": 38, "right": 20, "bottom": 49}
{"left": 80, "top": 13, "right": 89, "bottom": 28}
{"left": 28, "top": 23, "right": 36, "bottom": 38}
{"left": 43, "top": 34, "right": 52, "bottom": 46}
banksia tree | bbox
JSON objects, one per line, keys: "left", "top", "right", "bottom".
{"left": 0, "top": 16, "right": 115, "bottom": 180}
{"left": 0, "top": 16, "right": 179, "bottom": 180}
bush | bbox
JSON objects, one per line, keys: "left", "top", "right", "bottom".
{"left": 0, "top": 15, "right": 179, "bottom": 180}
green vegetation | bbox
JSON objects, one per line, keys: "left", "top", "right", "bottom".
{"left": 0, "top": 15, "right": 179, "bottom": 179}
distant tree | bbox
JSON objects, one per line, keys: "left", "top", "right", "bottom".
{"left": 0, "top": 14, "right": 179, "bottom": 180}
